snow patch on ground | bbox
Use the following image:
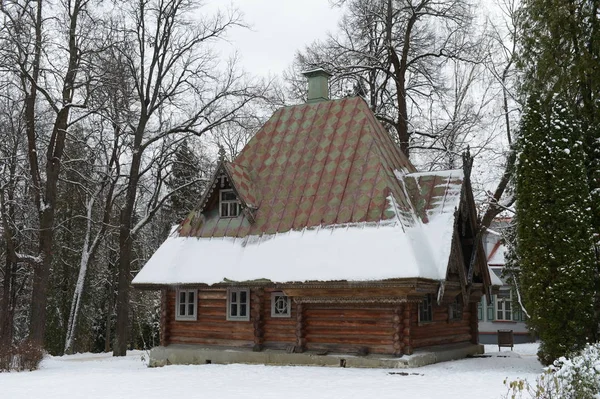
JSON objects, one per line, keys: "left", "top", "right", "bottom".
{"left": 0, "top": 345, "right": 543, "bottom": 399}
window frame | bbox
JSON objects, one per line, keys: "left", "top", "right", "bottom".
{"left": 227, "top": 288, "right": 250, "bottom": 321}
{"left": 219, "top": 189, "right": 240, "bottom": 218}
{"left": 496, "top": 289, "right": 513, "bottom": 321}
{"left": 175, "top": 289, "right": 197, "bottom": 321}
{"left": 418, "top": 294, "right": 433, "bottom": 323}
{"left": 448, "top": 296, "right": 463, "bottom": 321}
{"left": 270, "top": 292, "right": 291, "bottom": 318}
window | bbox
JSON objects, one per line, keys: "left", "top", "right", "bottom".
{"left": 220, "top": 189, "right": 239, "bottom": 217}
{"left": 448, "top": 296, "right": 463, "bottom": 321}
{"left": 227, "top": 288, "right": 250, "bottom": 321}
{"left": 271, "top": 292, "right": 291, "bottom": 317}
{"left": 176, "top": 289, "right": 197, "bottom": 321}
{"left": 496, "top": 290, "right": 512, "bottom": 321}
{"left": 418, "top": 294, "right": 433, "bottom": 323}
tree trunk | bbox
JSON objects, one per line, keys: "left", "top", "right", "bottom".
{"left": 113, "top": 120, "right": 147, "bottom": 356}
{"left": 0, "top": 252, "right": 15, "bottom": 348}
{"left": 104, "top": 270, "right": 114, "bottom": 353}
{"left": 30, "top": 109, "right": 71, "bottom": 345}
{"left": 28, "top": 0, "right": 82, "bottom": 347}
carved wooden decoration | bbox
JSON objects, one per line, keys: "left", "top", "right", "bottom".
{"left": 402, "top": 303, "right": 413, "bottom": 355}
{"left": 295, "top": 303, "right": 306, "bottom": 353}
{"left": 251, "top": 289, "right": 264, "bottom": 351}
{"left": 393, "top": 304, "right": 405, "bottom": 356}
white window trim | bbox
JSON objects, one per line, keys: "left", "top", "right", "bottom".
{"left": 496, "top": 290, "right": 513, "bottom": 321}
{"left": 175, "top": 289, "right": 197, "bottom": 321}
{"left": 270, "top": 292, "right": 291, "bottom": 318}
{"left": 219, "top": 189, "right": 240, "bottom": 218}
{"left": 227, "top": 288, "right": 250, "bottom": 321}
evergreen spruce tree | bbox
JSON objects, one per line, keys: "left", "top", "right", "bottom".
{"left": 516, "top": 95, "right": 597, "bottom": 365}
{"left": 519, "top": 0, "right": 600, "bottom": 256}
{"left": 166, "top": 140, "right": 205, "bottom": 224}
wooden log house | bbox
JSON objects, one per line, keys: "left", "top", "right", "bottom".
{"left": 133, "top": 69, "right": 493, "bottom": 364}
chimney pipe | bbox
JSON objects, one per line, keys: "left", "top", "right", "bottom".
{"left": 302, "top": 68, "right": 332, "bottom": 103}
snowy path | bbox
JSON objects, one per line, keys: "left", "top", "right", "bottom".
{"left": 0, "top": 344, "right": 542, "bottom": 399}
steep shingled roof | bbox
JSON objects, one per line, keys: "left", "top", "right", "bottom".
{"left": 179, "top": 97, "right": 418, "bottom": 238}
{"left": 133, "top": 97, "right": 479, "bottom": 286}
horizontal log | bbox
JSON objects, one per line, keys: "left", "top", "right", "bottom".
{"left": 264, "top": 334, "right": 297, "bottom": 342}
{"left": 169, "top": 336, "right": 253, "bottom": 347}
{"left": 168, "top": 323, "right": 254, "bottom": 334}
{"left": 305, "top": 326, "right": 394, "bottom": 337}
{"left": 412, "top": 333, "right": 472, "bottom": 348}
{"left": 199, "top": 292, "right": 227, "bottom": 300}
{"left": 263, "top": 318, "right": 296, "bottom": 326}
{"left": 283, "top": 288, "right": 411, "bottom": 298}
{"left": 413, "top": 323, "right": 470, "bottom": 334}
{"left": 306, "top": 343, "right": 393, "bottom": 355}
{"left": 168, "top": 330, "right": 253, "bottom": 341}
{"left": 198, "top": 300, "right": 227, "bottom": 308}
{"left": 197, "top": 308, "right": 228, "bottom": 317}
{"left": 305, "top": 309, "right": 393, "bottom": 319}
{"left": 413, "top": 330, "right": 471, "bottom": 340}
{"left": 305, "top": 335, "right": 391, "bottom": 345}
{"left": 306, "top": 319, "right": 393, "bottom": 328}
{"left": 264, "top": 324, "right": 297, "bottom": 334}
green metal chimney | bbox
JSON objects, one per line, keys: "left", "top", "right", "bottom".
{"left": 302, "top": 68, "right": 332, "bottom": 103}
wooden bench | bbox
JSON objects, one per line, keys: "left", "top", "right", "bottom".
{"left": 497, "top": 329, "right": 514, "bottom": 351}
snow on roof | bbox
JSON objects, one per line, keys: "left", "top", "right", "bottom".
{"left": 133, "top": 219, "right": 451, "bottom": 286}
{"left": 485, "top": 228, "right": 501, "bottom": 236}
{"left": 487, "top": 249, "right": 506, "bottom": 266}
{"left": 486, "top": 241, "right": 506, "bottom": 266}
{"left": 134, "top": 223, "right": 417, "bottom": 285}
{"left": 133, "top": 185, "right": 462, "bottom": 286}
{"left": 488, "top": 267, "right": 505, "bottom": 286}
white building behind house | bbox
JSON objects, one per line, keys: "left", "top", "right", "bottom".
{"left": 478, "top": 218, "right": 534, "bottom": 345}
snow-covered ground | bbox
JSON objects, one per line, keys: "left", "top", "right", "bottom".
{"left": 0, "top": 344, "right": 542, "bottom": 399}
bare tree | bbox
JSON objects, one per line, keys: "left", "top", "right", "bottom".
{"left": 110, "top": 0, "right": 266, "bottom": 356}
{"left": 62, "top": 125, "right": 121, "bottom": 354}
{"left": 478, "top": 0, "right": 521, "bottom": 228}
{"left": 0, "top": 0, "right": 106, "bottom": 346}
{"left": 0, "top": 79, "right": 29, "bottom": 348}
{"left": 291, "top": 0, "right": 478, "bottom": 158}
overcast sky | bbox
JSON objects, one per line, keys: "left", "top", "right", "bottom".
{"left": 212, "top": 0, "right": 343, "bottom": 77}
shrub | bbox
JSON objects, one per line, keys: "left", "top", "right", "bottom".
{"left": 505, "top": 342, "right": 600, "bottom": 399}
{"left": 0, "top": 340, "right": 44, "bottom": 372}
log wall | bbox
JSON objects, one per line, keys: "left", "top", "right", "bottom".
{"left": 262, "top": 289, "right": 297, "bottom": 350}
{"left": 166, "top": 289, "right": 254, "bottom": 347}
{"left": 411, "top": 301, "right": 472, "bottom": 348}
{"left": 303, "top": 304, "right": 395, "bottom": 355}
{"left": 164, "top": 288, "right": 475, "bottom": 354}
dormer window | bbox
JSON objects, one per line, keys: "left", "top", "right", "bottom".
{"left": 220, "top": 189, "right": 239, "bottom": 217}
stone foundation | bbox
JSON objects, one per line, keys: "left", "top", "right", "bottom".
{"left": 149, "top": 342, "right": 484, "bottom": 368}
